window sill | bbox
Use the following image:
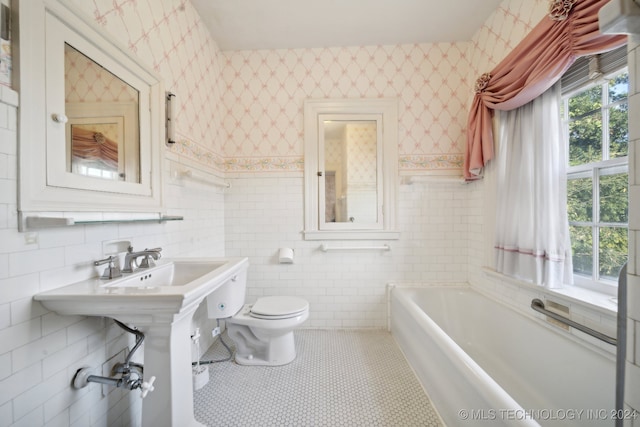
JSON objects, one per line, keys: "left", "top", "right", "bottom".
{"left": 549, "top": 284, "right": 618, "bottom": 315}
{"left": 481, "top": 267, "right": 618, "bottom": 317}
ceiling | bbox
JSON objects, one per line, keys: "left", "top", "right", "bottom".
{"left": 190, "top": 0, "right": 504, "bottom": 51}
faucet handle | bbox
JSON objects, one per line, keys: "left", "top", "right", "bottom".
{"left": 140, "top": 248, "right": 162, "bottom": 268}
{"left": 138, "top": 255, "right": 155, "bottom": 269}
{"left": 94, "top": 256, "right": 122, "bottom": 280}
{"left": 94, "top": 256, "right": 115, "bottom": 266}
{"left": 140, "top": 376, "right": 156, "bottom": 399}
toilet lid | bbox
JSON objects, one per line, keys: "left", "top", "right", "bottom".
{"left": 250, "top": 296, "right": 308, "bottom": 319}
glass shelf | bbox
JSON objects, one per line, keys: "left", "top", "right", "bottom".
{"left": 23, "top": 215, "right": 184, "bottom": 230}
{"left": 74, "top": 216, "right": 184, "bottom": 225}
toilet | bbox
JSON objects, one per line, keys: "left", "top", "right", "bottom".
{"left": 225, "top": 296, "right": 309, "bottom": 366}
{"left": 205, "top": 264, "right": 309, "bottom": 366}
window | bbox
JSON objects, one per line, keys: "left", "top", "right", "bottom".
{"left": 562, "top": 56, "right": 628, "bottom": 292}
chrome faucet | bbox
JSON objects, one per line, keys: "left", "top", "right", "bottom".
{"left": 94, "top": 255, "right": 122, "bottom": 280}
{"left": 122, "top": 246, "right": 162, "bottom": 273}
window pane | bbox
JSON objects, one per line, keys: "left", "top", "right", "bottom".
{"left": 599, "top": 227, "right": 628, "bottom": 281}
{"left": 609, "top": 102, "right": 628, "bottom": 158}
{"left": 569, "top": 85, "right": 602, "bottom": 118}
{"left": 569, "top": 112, "right": 602, "bottom": 166}
{"left": 608, "top": 72, "right": 629, "bottom": 102}
{"left": 568, "top": 85, "right": 602, "bottom": 166}
{"left": 600, "top": 171, "right": 628, "bottom": 223}
{"left": 567, "top": 177, "right": 593, "bottom": 222}
{"left": 570, "top": 225, "right": 593, "bottom": 277}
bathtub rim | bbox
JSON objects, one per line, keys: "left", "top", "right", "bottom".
{"left": 389, "top": 283, "right": 617, "bottom": 427}
{"left": 389, "top": 283, "right": 541, "bottom": 427}
{"left": 481, "top": 267, "right": 617, "bottom": 318}
{"left": 387, "top": 282, "right": 617, "bottom": 363}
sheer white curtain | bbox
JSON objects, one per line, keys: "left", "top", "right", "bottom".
{"left": 495, "top": 83, "right": 573, "bottom": 288}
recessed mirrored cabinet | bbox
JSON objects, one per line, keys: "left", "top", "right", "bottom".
{"left": 15, "top": 0, "right": 168, "bottom": 230}
{"left": 304, "top": 99, "right": 399, "bottom": 240}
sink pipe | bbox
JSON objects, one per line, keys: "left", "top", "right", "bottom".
{"left": 72, "top": 319, "right": 156, "bottom": 398}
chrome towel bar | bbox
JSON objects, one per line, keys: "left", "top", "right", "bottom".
{"left": 169, "top": 161, "right": 231, "bottom": 188}
{"left": 530, "top": 298, "right": 617, "bottom": 346}
{"left": 320, "top": 243, "right": 391, "bottom": 252}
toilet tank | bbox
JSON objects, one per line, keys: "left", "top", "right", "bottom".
{"left": 205, "top": 265, "right": 247, "bottom": 319}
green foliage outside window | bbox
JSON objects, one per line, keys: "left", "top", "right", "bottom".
{"left": 566, "top": 71, "right": 628, "bottom": 282}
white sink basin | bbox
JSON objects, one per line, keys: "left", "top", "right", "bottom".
{"left": 101, "top": 260, "right": 227, "bottom": 288}
{"left": 35, "top": 257, "right": 247, "bottom": 321}
{"left": 34, "top": 256, "right": 249, "bottom": 427}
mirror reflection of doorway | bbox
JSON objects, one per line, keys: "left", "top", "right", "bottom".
{"left": 321, "top": 119, "right": 378, "bottom": 226}
{"left": 325, "top": 171, "right": 336, "bottom": 222}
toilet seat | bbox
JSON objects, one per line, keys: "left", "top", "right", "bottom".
{"left": 249, "top": 296, "right": 309, "bottom": 320}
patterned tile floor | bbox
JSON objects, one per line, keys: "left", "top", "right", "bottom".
{"left": 193, "top": 329, "right": 443, "bottom": 427}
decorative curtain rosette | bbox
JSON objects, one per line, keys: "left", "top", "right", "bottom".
{"left": 549, "top": 0, "right": 577, "bottom": 21}
{"left": 474, "top": 73, "right": 492, "bottom": 94}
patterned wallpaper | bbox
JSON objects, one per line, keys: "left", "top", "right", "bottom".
{"left": 221, "top": 43, "right": 470, "bottom": 174}
{"left": 469, "top": 0, "right": 547, "bottom": 86}
{"left": 345, "top": 123, "right": 377, "bottom": 185}
{"left": 65, "top": 45, "right": 138, "bottom": 103}
{"left": 79, "top": 0, "right": 227, "bottom": 171}
{"left": 77, "top": 0, "right": 547, "bottom": 175}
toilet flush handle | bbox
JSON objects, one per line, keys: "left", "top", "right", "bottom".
{"left": 231, "top": 275, "right": 238, "bottom": 282}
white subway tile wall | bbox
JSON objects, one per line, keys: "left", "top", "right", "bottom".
{"left": 224, "top": 176, "right": 471, "bottom": 329}
{"left": 0, "top": 84, "right": 226, "bottom": 425}
{"left": 626, "top": 36, "right": 640, "bottom": 425}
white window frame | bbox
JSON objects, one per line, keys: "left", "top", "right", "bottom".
{"left": 562, "top": 67, "right": 629, "bottom": 295}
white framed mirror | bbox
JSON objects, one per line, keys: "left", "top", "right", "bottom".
{"left": 61, "top": 44, "right": 141, "bottom": 187}
{"left": 303, "top": 98, "right": 399, "bottom": 240}
{"left": 15, "top": 0, "right": 164, "bottom": 229}
{"left": 319, "top": 115, "right": 383, "bottom": 230}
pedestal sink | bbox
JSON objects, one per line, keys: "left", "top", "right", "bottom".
{"left": 34, "top": 257, "right": 249, "bottom": 427}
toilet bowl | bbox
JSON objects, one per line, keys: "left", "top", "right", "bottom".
{"left": 205, "top": 267, "right": 309, "bottom": 366}
{"left": 225, "top": 296, "right": 309, "bottom": 366}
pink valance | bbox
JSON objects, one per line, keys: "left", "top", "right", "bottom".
{"left": 464, "top": 0, "right": 627, "bottom": 180}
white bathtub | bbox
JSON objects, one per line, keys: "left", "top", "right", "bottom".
{"left": 390, "top": 285, "right": 616, "bottom": 427}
